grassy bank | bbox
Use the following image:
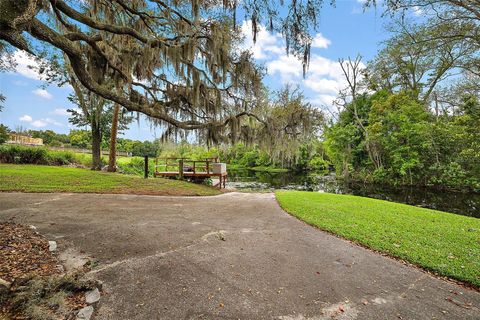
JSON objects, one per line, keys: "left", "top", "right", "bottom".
{"left": 275, "top": 191, "right": 480, "bottom": 287}
{"left": 0, "top": 164, "right": 220, "bottom": 196}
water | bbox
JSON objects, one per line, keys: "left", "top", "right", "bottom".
{"left": 226, "top": 169, "right": 480, "bottom": 218}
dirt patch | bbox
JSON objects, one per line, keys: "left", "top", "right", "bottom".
{"left": 0, "top": 223, "right": 97, "bottom": 320}
{"left": 0, "top": 223, "right": 61, "bottom": 283}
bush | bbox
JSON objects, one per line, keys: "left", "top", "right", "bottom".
{"left": 255, "top": 151, "right": 271, "bottom": 167}
{"left": 117, "top": 157, "right": 155, "bottom": 176}
{"left": 0, "top": 145, "right": 77, "bottom": 166}
{"left": 429, "top": 162, "right": 468, "bottom": 190}
{"left": 308, "top": 156, "right": 328, "bottom": 172}
{"left": 46, "top": 151, "right": 77, "bottom": 166}
{"left": 0, "top": 145, "right": 48, "bottom": 164}
{"left": 238, "top": 149, "right": 260, "bottom": 167}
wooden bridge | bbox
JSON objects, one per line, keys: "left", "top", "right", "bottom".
{"left": 154, "top": 157, "right": 228, "bottom": 188}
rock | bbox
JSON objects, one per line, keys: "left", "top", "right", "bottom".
{"left": 76, "top": 306, "right": 94, "bottom": 320}
{"left": 59, "top": 248, "right": 90, "bottom": 271}
{"left": 48, "top": 241, "right": 57, "bottom": 251}
{"left": 85, "top": 288, "right": 101, "bottom": 304}
{"left": 28, "top": 225, "right": 37, "bottom": 230}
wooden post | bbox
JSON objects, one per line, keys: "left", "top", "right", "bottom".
{"left": 206, "top": 160, "right": 209, "bottom": 174}
{"left": 144, "top": 156, "right": 148, "bottom": 179}
{"left": 179, "top": 159, "right": 184, "bottom": 180}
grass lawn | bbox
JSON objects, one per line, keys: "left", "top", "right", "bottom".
{"left": 275, "top": 191, "right": 480, "bottom": 287}
{"left": 0, "top": 164, "right": 221, "bottom": 196}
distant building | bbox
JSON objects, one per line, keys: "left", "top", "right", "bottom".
{"left": 6, "top": 133, "right": 43, "bottom": 146}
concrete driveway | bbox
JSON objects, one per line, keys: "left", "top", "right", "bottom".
{"left": 0, "top": 192, "right": 478, "bottom": 319}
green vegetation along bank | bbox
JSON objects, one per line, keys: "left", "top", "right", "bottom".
{"left": 0, "top": 164, "right": 220, "bottom": 196}
{"left": 276, "top": 191, "right": 480, "bottom": 287}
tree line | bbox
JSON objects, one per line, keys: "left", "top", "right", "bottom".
{"left": 324, "top": 0, "right": 480, "bottom": 191}
{"left": 0, "top": 126, "right": 160, "bottom": 158}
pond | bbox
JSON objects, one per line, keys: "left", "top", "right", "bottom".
{"left": 226, "top": 169, "right": 480, "bottom": 218}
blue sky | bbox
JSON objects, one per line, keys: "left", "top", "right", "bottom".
{"left": 0, "top": 1, "right": 417, "bottom": 141}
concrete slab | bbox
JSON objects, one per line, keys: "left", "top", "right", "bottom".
{"left": 0, "top": 192, "right": 478, "bottom": 319}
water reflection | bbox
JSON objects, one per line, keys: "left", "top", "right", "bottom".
{"left": 227, "top": 169, "right": 480, "bottom": 218}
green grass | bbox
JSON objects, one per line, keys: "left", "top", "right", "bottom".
{"left": 0, "top": 164, "right": 221, "bottom": 196}
{"left": 275, "top": 191, "right": 480, "bottom": 287}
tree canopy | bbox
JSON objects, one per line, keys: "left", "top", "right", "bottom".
{"left": 0, "top": 0, "right": 327, "bottom": 138}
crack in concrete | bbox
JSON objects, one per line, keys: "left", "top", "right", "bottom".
{"left": 31, "top": 194, "right": 74, "bottom": 205}
{"left": 88, "top": 230, "right": 228, "bottom": 275}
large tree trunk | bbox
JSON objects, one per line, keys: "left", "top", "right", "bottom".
{"left": 107, "top": 104, "right": 120, "bottom": 172}
{"left": 91, "top": 121, "right": 102, "bottom": 170}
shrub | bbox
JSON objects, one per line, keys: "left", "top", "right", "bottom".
{"left": 308, "top": 156, "right": 328, "bottom": 172}
{"left": 0, "top": 145, "right": 48, "bottom": 164}
{"left": 429, "top": 162, "right": 468, "bottom": 190}
{"left": 0, "top": 145, "right": 77, "bottom": 166}
{"left": 46, "top": 151, "right": 77, "bottom": 166}
{"left": 238, "top": 149, "right": 260, "bottom": 167}
{"left": 255, "top": 151, "right": 271, "bottom": 167}
{"left": 117, "top": 157, "right": 155, "bottom": 176}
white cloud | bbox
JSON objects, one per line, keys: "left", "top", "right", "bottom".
{"left": 240, "top": 20, "right": 284, "bottom": 60}
{"left": 412, "top": 6, "right": 423, "bottom": 16}
{"left": 240, "top": 21, "right": 364, "bottom": 110}
{"left": 5, "top": 50, "right": 45, "bottom": 80}
{"left": 31, "top": 120, "right": 48, "bottom": 128}
{"left": 19, "top": 114, "right": 63, "bottom": 128}
{"left": 302, "top": 55, "right": 348, "bottom": 95}
{"left": 266, "top": 55, "right": 303, "bottom": 80}
{"left": 44, "top": 118, "right": 64, "bottom": 126}
{"left": 304, "top": 78, "right": 343, "bottom": 95}
{"left": 19, "top": 114, "right": 33, "bottom": 122}
{"left": 311, "top": 33, "right": 331, "bottom": 49}
{"left": 309, "top": 95, "right": 337, "bottom": 107}
{"left": 305, "top": 56, "right": 366, "bottom": 105}
{"left": 33, "top": 88, "right": 53, "bottom": 99}
{"left": 50, "top": 108, "right": 70, "bottom": 116}
{"left": 267, "top": 53, "right": 350, "bottom": 98}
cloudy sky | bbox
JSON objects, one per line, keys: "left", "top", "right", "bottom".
{"left": 0, "top": 1, "right": 418, "bottom": 141}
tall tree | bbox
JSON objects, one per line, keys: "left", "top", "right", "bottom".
{"left": 107, "top": 103, "right": 121, "bottom": 172}
{"left": 365, "top": 19, "right": 477, "bottom": 105}
{"left": 68, "top": 83, "right": 132, "bottom": 170}
{"left": 0, "top": 124, "right": 9, "bottom": 144}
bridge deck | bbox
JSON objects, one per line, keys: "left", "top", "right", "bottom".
{"left": 154, "top": 171, "right": 227, "bottom": 188}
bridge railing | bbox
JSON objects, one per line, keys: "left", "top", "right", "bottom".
{"left": 154, "top": 157, "right": 220, "bottom": 176}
